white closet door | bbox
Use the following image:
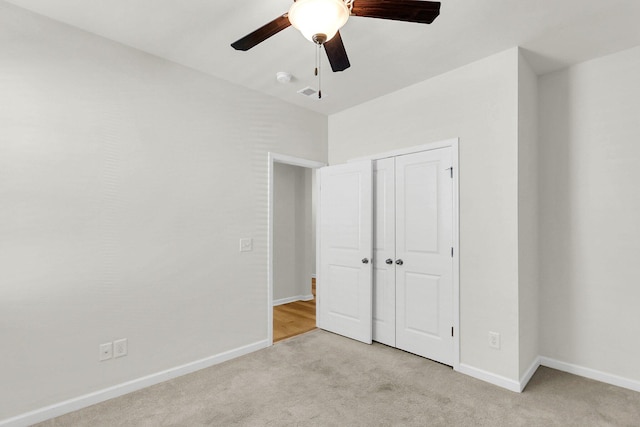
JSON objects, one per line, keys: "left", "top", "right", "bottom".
{"left": 395, "top": 148, "right": 454, "bottom": 365}
{"left": 373, "top": 158, "right": 396, "bottom": 347}
{"left": 318, "top": 160, "right": 373, "bottom": 344}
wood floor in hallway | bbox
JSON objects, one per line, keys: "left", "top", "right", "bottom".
{"left": 273, "top": 280, "right": 316, "bottom": 343}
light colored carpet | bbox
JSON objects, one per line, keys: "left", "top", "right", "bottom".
{"left": 36, "top": 330, "right": 640, "bottom": 426}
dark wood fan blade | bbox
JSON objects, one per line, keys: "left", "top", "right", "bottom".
{"left": 231, "top": 14, "right": 291, "bottom": 51}
{"left": 324, "top": 31, "right": 351, "bottom": 72}
{"left": 351, "top": 0, "right": 441, "bottom": 24}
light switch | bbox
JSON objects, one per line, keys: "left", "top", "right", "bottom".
{"left": 240, "top": 238, "right": 253, "bottom": 252}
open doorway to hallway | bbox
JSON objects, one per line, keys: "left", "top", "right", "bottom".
{"left": 269, "top": 154, "right": 325, "bottom": 344}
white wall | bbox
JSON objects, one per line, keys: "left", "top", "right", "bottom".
{"left": 539, "top": 45, "right": 640, "bottom": 383}
{"left": 0, "top": 3, "right": 326, "bottom": 420}
{"left": 273, "top": 164, "right": 314, "bottom": 303}
{"left": 517, "top": 52, "right": 539, "bottom": 380}
{"left": 329, "top": 49, "right": 522, "bottom": 381}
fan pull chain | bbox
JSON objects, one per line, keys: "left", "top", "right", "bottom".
{"left": 318, "top": 44, "right": 322, "bottom": 99}
{"left": 314, "top": 43, "right": 318, "bottom": 77}
{"left": 312, "top": 42, "right": 323, "bottom": 100}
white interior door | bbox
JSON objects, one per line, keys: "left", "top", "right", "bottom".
{"left": 395, "top": 148, "right": 454, "bottom": 365}
{"left": 373, "top": 158, "right": 396, "bottom": 346}
{"left": 318, "top": 160, "right": 373, "bottom": 344}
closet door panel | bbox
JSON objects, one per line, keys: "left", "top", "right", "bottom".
{"left": 395, "top": 148, "right": 454, "bottom": 365}
{"left": 318, "top": 161, "right": 373, "bottom": 344}
{"left": 403, "top": 161, "right": 439, "bottom": 253}
{"left": 403, "top": 272, "right": 440, "bottom": 336}
{"left": 372, "top": 158, "right": 396, "bottom": 346}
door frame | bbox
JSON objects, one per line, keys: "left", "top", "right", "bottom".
{"left": 267, "top": 153, "right": 326, "bottom": 345}
{"left": 349, "top": 138, "right": 460, "bottom": 371}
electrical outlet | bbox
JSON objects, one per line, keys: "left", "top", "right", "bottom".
{"left": 239, "top": 238, "right": 253, "bottom": 252}
{"left": 99, "top": 342, "right": 113, "bottom": 361}
{"left": 113, "top": 338, "right": 128, "bottom": 358}
{"left": 488, "top": 331, "right": 501, "bottom": 349}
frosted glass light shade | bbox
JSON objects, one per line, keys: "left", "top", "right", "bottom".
{"left": 288, "top": 0, "right": 349, "bottom": 43}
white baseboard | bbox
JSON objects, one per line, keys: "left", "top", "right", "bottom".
{"left": 457, "top": 363, "right": 521, "bottom": 393}
{"left": 519, "top": 356, "right": 541, "bottom": 392}
{"left": 0, "top": 339, "right": 269, "bottom": 427}
{"left": 457, "top": 358, "right": 541, "bottom": 393}
{"left": 457, "top": 355, "right": 640, "bottom": 394}
{"left": 540, "top": 356, "right": 640, "bottom": 393}
{"left": 273, "top": 294, "right": 314, "bottom": 306}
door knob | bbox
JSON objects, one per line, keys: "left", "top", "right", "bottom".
{"left": 362, "top": 258, "right": 369, "bottom": 264}
{"left": 395, "top": 259, "right": 404, "bottom": 266}
{"left": 385, "top": 258, "right": 393, "bottom": 265}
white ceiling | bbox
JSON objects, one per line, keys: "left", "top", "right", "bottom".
{"left": 6, "top": 0, "right": 640, "bottom": 115}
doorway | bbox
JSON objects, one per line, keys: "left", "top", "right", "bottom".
{"left": 268, "top": 153, "right": 325, "bottom": 344}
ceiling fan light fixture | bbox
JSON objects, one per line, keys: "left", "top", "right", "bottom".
{"left": 288, "top": 0, "right": 350, "bottom": 44}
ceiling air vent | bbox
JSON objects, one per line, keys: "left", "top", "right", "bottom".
{"left": 297, "top": 86, "right": 318, "bottom": 98}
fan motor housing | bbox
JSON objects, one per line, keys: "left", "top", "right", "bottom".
{"left": 312, "top": 33, "right": 328, "bottom": 45}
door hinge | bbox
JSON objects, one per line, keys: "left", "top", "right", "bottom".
{"left": 451, "top": 327, "right": 454, "bottom": 337}
{"left": 451, "top": 247, "right": 454, "bottom": 258}
{"left": 446, "top": 166, "right": 453, "bottom": 178}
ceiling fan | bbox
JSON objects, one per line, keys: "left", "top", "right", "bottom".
{"left": 231, "top": 0, "right": 441, "bottom": 74}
